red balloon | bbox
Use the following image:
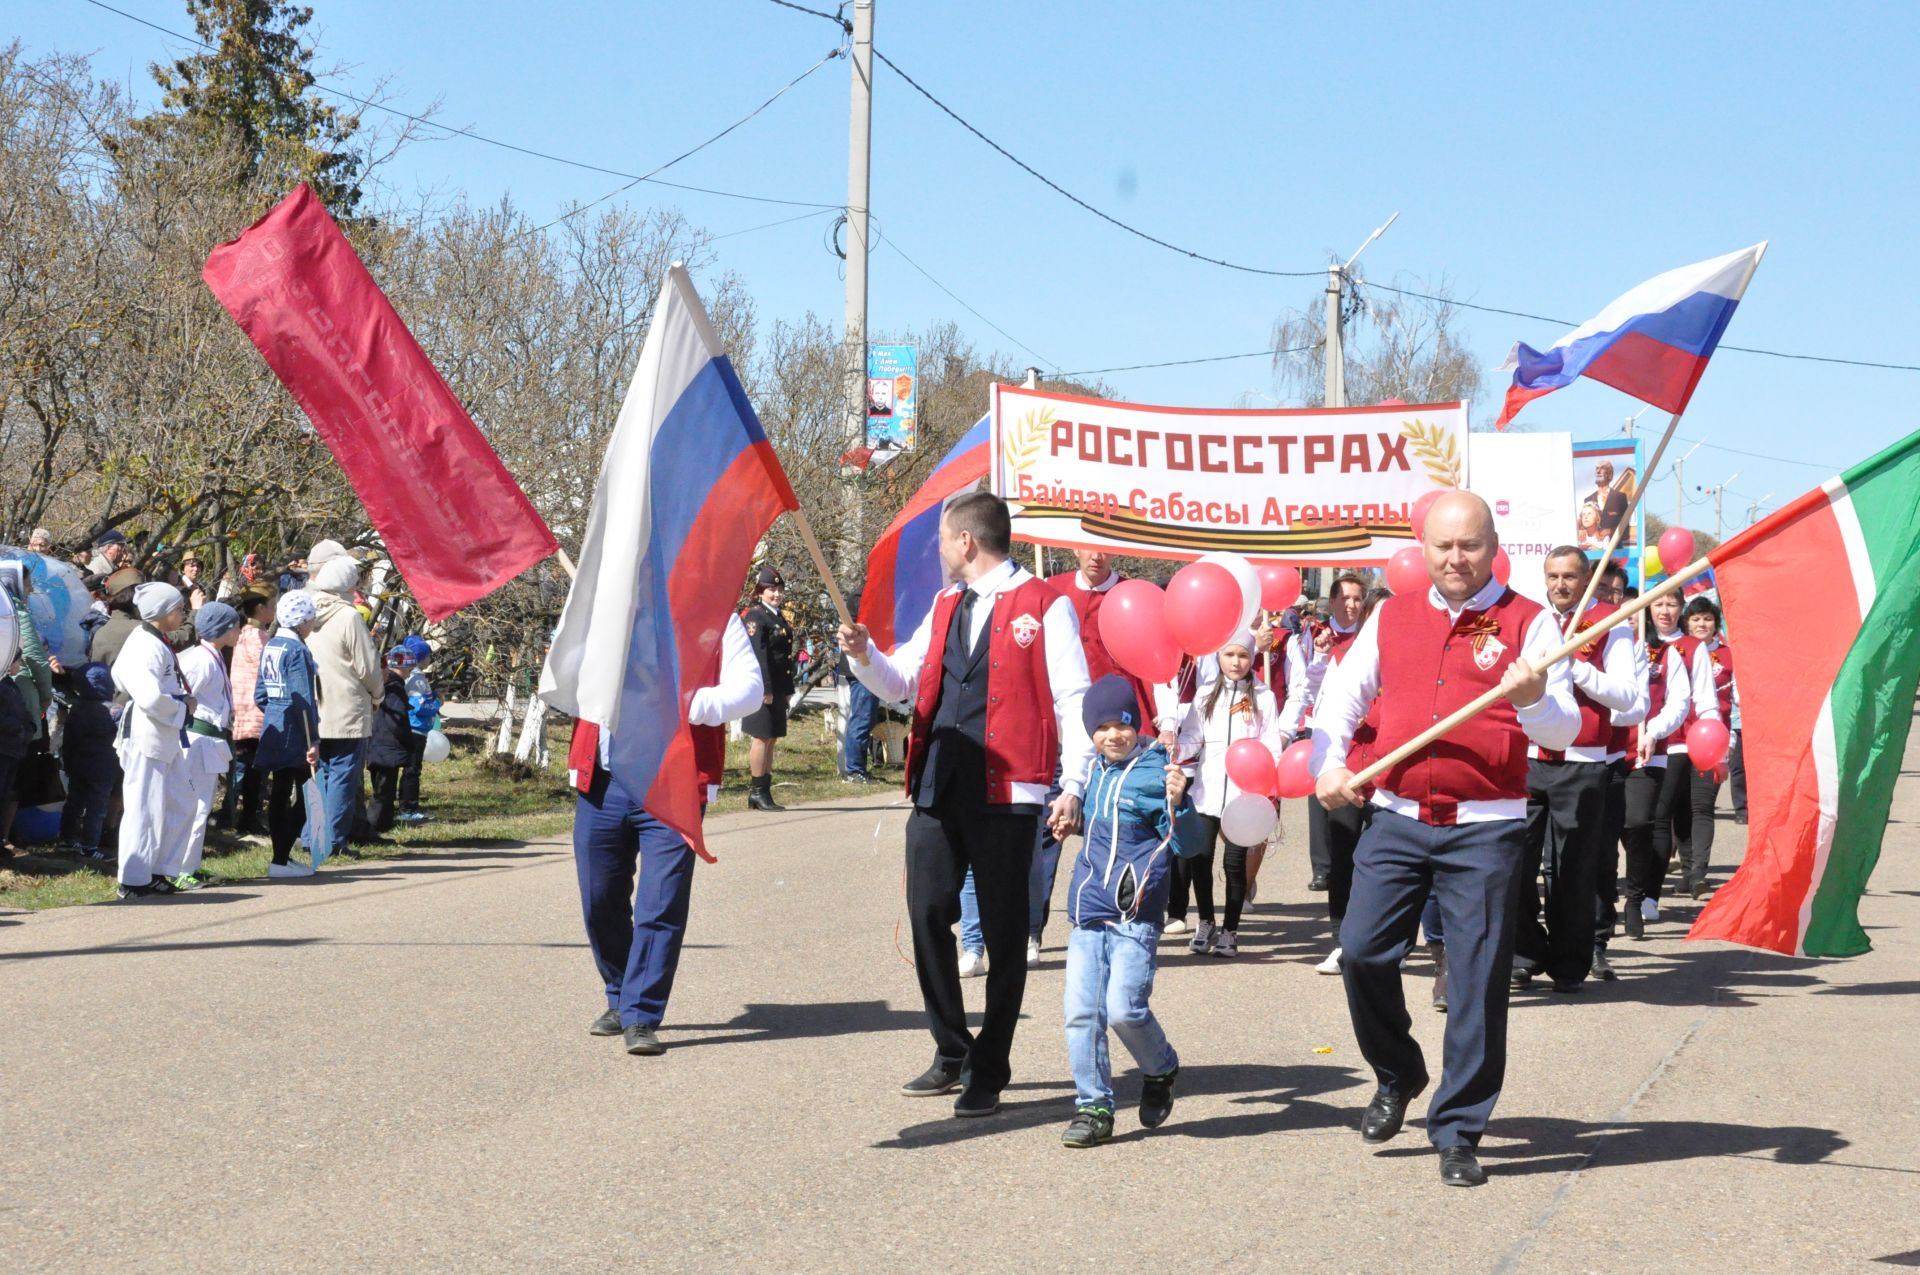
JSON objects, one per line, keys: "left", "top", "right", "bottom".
{"left": 1099, "top": 580, "right": 1181, "bottom": 683}
{"left": 1411, "top": 490, "right": 1445, "bottom": 539}
{"left": 1686, "top": 718, "right": 1731, "bottom": 770}
{"left": 1256, "top": 561, "right": 1302, "bottom": 611}
{"left": 1493, "top": 546, "right": 1512, "bottom": 586}
{"left": 1275, "top": 737, "right": 1316, "bottom": 799}
{"left": 1374, "top": 398, "right": 1407, "bottom": 406}
{"left": 1385, "top": 545, "right": 1427, "bottom": 596}
{"left": 1659, "top": 527, "right": 1697, "bottom": 573}
{"left": 1225, "top": 738, "right": 1278, "bottom": 797}
{"left": 1165, "top": 562, "right": 1245, "bottom": 657}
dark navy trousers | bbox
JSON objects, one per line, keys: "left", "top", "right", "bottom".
{"left": 1339, "top": 807, "right": 1525, "bottom": 1149}
{"left": 573, "top": 770, "right": 697, "bottom": 1029}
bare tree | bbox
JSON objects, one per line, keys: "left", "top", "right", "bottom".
{"left": 1267, "top": 270, "right": 1485, "bottom": 414}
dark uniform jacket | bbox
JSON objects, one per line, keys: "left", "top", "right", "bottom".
{"left": 744, "top": 601, "right": 796, "bottom": 698}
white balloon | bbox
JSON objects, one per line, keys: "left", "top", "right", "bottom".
{"left": 422, "top": 728, "right": 452, "bottom": 763}
{"left": 1195, "top": 551, "right": 1261, "bottom": 632}
{"left": 1220, "top": 792, "right": 1279, "bottom": 846}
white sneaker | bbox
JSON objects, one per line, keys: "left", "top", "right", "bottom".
{"left": 1315, "top": 946, "right": 1343, "bottom": 975}
{"left": 1641, "top": 898, "right": 1660, "bottom": 922}
{"left": 1189, "top": 921, "right": 1216, "bottom": 954}
{"left": 957, "top": 949, "right": 987, "bottom": 978}
{"left": 1025, "top": 937, "right": 1041, "bottom": 968}
{"left": 1213, "top": 929, "right": 1238, "bottom": 958}
{"left": 1162, "top": 917, "right": 1190, "bottom": 935}
{"left": 268, "top": 861, "right": 316, "bottom": 879}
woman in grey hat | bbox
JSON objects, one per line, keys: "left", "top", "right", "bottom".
{"left": 168, "top": 601, "right": 244, "bottom": 888}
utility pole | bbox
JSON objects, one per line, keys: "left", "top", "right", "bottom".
{"left": 1746, "top": 492, "right": 1774, "bottom": 526}
{"left": 1672, "top": 438, "right": 1703, "bottom": 528}
{"left": 1323, "top": 211, "right": 1397, "bottom": 410}
{"left": 840, "top": 0, "right": 875, "bottom": 574}
{"left": 1704, "top": 469, "right": 1741, "bottom": 541}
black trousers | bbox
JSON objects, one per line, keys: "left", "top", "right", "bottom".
{"left": 1187, "top": 814, "right": 1252, "bottom": 931}
{"left": 266, "top": 767, "right": 308, "bottom": 864}
{"left": 905, "top": 803, "right": 1037, "bottom": 1093}
{"left": 219, "top": 738, "right": 264, "bottom": 830}
{"left": 1684, "top": 768, "right": 1721, "bottom": 887}
{"left": 1516, "top": 759, "right": 1610, "bottom": 985}
{"left": 367, "top": 765, "right": 400, "bottom": 833}
{"left": 399, "top": 731, "right": 426, "bottom": 809}
{"left": 1310, "top": 799, "right": 1367, "bottom": 926}
{"left": 1623, "top": 762, "right": 1690, "bottom": 908}
{"left": 1594, "top": 760, "right": 1629, "bottom": 947}
{"left": 1727, "top": 732, "right": 1747, "bottom": 816}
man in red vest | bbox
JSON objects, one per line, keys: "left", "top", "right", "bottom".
{"left": 566, "top": 612, "right": 763, "bottom": 1057}
{"left": 838, "top": 493, "right": 1093, "bottom": 1118}
{"left": 1312, "top": 491, "right": 1579, "bottom": 1187}
{"left": 1514, "top": 548, "right": 1645, "bottom": 992}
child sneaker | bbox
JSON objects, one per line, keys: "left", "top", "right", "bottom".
{"left": 1061, "top": 1107, "right": 1114, "bottom": 1149}
{"left": 1188, "top": 921, "right": 1216, "bottom": 954}
{"left": 1139, "top": 1068, "right": 1178, "bottom": 1129}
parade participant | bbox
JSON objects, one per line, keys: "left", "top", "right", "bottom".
{"left": 255, "top": 591, "right": 322, "bottom": 878}
{"left": 1172, "top": 629, "right": 1284, "bottom": 957}
{"left": 1620, "top": 591, "right": 1697, "bottom": 938}
{"left": 569, "top": 612, "right": 762, "bottom": 1056}
{"left": 1060, "top": 675, "right": 1189, "bottom": 1148}
{"left": 1034, "top": 548, "right": 1158, "bottom": 962}
{"left": 110, "top": 583, "right": 199, "bottom": 898}
{"left": 1679, "top": 596, "right": 1736, "bottom": 898}
{"left": 1514, "top": 549, "right": 1643, "bottom": 992}
{"left": 837, "top": 492, "right": 1093, "bottom": 1117}
{"left": 1588, "top": 563, "right": 1644, "bottom": 980}
{"left": 741, "top": 566, "right": 796, "bottom": 812}
{"left": 1644, "top": 593, "right": 1720, "bottom": 919}
{"left": 1312, "top": 491, "right": 1578, "bottom": 1187}
{"left": 1297, "top": 572, "right": 1367, "bottom": 973}
{"left": 171, "top": 601, "right": 243, "bottom": 887}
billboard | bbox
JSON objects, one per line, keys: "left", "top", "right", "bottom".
{"left": 866, "top": 343, "right": 918, "bottom": 451}
{"left": 1467, "top": 431, "right": 1575, "bottom": 605}
{"left": 1571, "top": 436, "right": 1645, "bottom": 584}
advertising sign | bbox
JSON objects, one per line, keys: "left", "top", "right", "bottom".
{"left": 866, "top": 343, "right": 918, "bottom": 451}
{"left": 1467, "top": 432, "right": 1576, "bottom": 605}
{"left": 1571, "top": 436, "right": 1645, "bottom": 584}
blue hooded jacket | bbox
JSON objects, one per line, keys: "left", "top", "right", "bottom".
{"left": 1066, "top": 741, "right": 1195, "bottom": 928}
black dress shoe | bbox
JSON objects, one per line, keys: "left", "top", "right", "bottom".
{"left": 1733, "top": 810, "right": 1748, "bottom": 825}
{"left": 623, "top": 1024, "right": 665, "bottom": 1055}
{"left": 1438, "top": 1145, "right": 1487, "bottom": 1187}
{"left": 1551, "top": 979, "right": 1583, "bottom": 994}
{"left": 953, "top": 1085, "right": 1001, "bottom": 1118}
{"left": 1510, "top": 966, "right": 1534, "bottom": 988}
{"left": 1623, "top": 905, "right": 1645, "bottom": 941}
{"left": 1360, "top": 1083, "right": 1424, "bottom": 1143}
{"left": 899, "top": 1063, "right": 962, "bottom": 1096}
{"left": 588, "top": 1008, "right": 623, "bottom": 1036}
{"left": 1591, "top": 949, "right": 1618, "bottom": 981}
{"left": 1308, "top": 874, "right": 1329, "bottom": 892}
{"left": 1689, "top": 877, "right": 1710, "bottom": 899}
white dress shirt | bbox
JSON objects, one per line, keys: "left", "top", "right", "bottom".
{"left": 852, "top": 558, "right": 1095, "bottom": 800}
{"left": 1531, "top": 603, "right": 1647, "bottom": 762}
{"left": 1637, "top": 640, "right": 1693, "bottom": 766}
{"left": 1309, "top": 575, "right": 1580, "bottom": 823}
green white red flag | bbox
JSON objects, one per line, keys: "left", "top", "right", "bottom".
{"left": 1688, "top": 428, "right": 1920, "bottom": 957}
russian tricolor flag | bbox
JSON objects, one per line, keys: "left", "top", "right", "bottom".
{"left": 1496, "top": 243, "right": 1766, "bottom": 428}
{"left": 857, "top": 413, "right": 990, "bottom": 652}
{"left": 538, "top": 265, "right": 797, "bottom": 856}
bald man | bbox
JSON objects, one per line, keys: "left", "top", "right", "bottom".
{"left": 1311, "top": 492, "right": 1578, "bottom": 1187}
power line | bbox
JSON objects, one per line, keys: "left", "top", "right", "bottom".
{"left": 1059, "top": 344, "right": 1321, "bottom": 377}
{"left": 871, "top": 226, "right": 1057, "bottom": 369}
{"left": 709, "top": 207, "right": 839, "bottom": 241}
{"left": 871, "top": 46, "right": 1321, "bottom": 281}
{"left": 1671, "top": 433, "right": 1838, "bottom": 471}
{"left": 762, "top": 0, "right": 851, "bottom": 29}
{"left": 81, "top": 0, "right": 844, "bottom": 210}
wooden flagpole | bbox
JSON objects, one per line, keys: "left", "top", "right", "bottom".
{"left": 554, "top": 547, "right": 577, "bottom": 581}
{"left": 790, "top": 507, "right": 856, "bottom": 629}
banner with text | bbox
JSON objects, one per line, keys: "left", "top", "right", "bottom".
{"left": 991, "top": 385, "right": 1470, "bottom": 564}
{"left": 1467, "top": 431, "right": 1575, "bottom": 605}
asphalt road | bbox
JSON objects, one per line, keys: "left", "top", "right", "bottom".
{"left": 3, "top": 746, "right": 1917, "bottom": 1273}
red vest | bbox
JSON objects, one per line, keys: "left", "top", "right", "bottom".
{"left": 907, "top": 577, "right": 1061, "bottom": 804}
{"left": 1534, "top": 602, "right": 1621, "bottom": 761}
{"left": 1048, "top": 572, "right": 1155, "bottom": 724}
{"left": 568, "top": 719, "right": 726, "bottom": 800}
{"left": 1642, "top": 638, "right": 1677, "bottom": 759}
{"left": 1702, "top": 639, "right": 1734, "bottom": 722}
{"left": 1372, "top": 587, "right": 1543, "bottom": 825}
{"left": 1673, "top": 633, "right": 1710, "bottom": 734}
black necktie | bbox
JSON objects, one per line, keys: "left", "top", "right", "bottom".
{"left": 956, "top": 588, "right": 978, "bottom": 657}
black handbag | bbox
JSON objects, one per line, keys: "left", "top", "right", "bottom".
{"left": 15, "top": 743, "right": 67, "bottom": 808}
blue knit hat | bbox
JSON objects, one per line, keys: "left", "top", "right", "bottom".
{"left": 193, "top": 601, "right": 241, "bottom": 641}
{"left": 1082, "top": 674, "right": 1142, "bottom": 735}
{"left": 81, "top": 662, "right": 115, "bottom": 701}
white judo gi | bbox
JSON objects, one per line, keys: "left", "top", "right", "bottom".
{"left": 111, "top": 625, "right": 196, "bottom": 886}
{"left": 173, "top": 639, "right": 235, "bottom": 878}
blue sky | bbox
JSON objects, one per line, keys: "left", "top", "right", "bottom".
{"left": 23, "top": 0, "right": 1919, "bottom": 534}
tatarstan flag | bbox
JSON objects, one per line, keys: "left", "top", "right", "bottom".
{"left": 1688, "top": 429, "right": 1920, "bottom": 957}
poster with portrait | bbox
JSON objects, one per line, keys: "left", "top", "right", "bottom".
{"left": 1571, "top": 437, "right": 1644, "bottom": 584}
{"left": 866, "top": 343, "right": 918, "bottom": 451}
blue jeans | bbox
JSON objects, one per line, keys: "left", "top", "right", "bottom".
{"left": 573, "top": 770, "right": 697, "bottom": 1027}
{"left": 1064, "top": 921, "right": 1178, "bottom": 1111}
{"left": 841, "top": 679, "right": 878, "bottom": 776}
{"left": 959, "top": 867, "right": 983, "bottom": 953}
{"left": 316, "top": 738, "right": 366, "bottom": 850}
{"left": 64, "top": 768, "right": 117, "bottom": 851}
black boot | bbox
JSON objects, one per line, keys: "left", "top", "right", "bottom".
{"left": 747, "top": 775, "right": 786, "bottom": 812}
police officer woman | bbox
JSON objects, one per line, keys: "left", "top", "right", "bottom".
{"left": 742, "top": 566, "right": 796, "bottom": 812}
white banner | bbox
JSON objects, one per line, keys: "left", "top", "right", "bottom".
{"left": 991, "top": 385, "right": 1470, "bottom": 565}
{"left": 1467, "top": 431, "right": 1575, "bottom": 605}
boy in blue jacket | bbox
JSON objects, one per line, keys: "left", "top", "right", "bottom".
{"left": 1061, "top": 674, "right": 1196, "bottom": 1148}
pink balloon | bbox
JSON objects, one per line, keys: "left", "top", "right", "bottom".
{"left": 1099, "top": 580, "right": 1181, "bottom": 683}
{"left": 1686, "top": 719, "right": 1731, "bottom": 770}
{"left": 1411, "top": 490, "right": 1444, "bottom": 539}
{"left": 1256, "top": 561, "right": 1302, "bottom": 611}
{"left": 1374, "top": 398, "right": 1407, "bottom": 406}
{"left": 1659, "top": 527, "right": 1697, "bottom": 572}
{"left": 1275, "top": 737, "right": 1316, "bottom": 799}
{"left": 1493, "top": 546, "right": 1512, "bottom": 585}
{"left": 1385, "top": 545, "right": 1427, "bottom": 596}
{"left": 1165, "top": 562, "right": 1245, "bottom": 657}
{"left": 1225, "top": 738, "right": 1278, "bottom": 797}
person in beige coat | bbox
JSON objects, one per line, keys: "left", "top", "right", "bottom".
{"left": 307, "top": 555, "right": 382, "bottom": 850}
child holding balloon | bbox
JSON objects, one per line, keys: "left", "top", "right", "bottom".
{"left": 1172, "top": 629, "right": 1287, "bottom": 957}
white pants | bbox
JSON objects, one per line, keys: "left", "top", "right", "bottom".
{"left": 167, "top": 736, "right": 231, "bottom": 878}
{"left": 117, "top": 749, "right": 196, "bottom": 886}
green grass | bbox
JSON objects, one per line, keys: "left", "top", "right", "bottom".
{"left": 0, "top": 706, "right": 899, "bottom": 911}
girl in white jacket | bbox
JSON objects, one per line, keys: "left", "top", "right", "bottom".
{"left": 1172, "top": 630, "right": 1287, "bottom": 957}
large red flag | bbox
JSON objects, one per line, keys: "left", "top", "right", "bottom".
{"left": 203, "top": 185, "right": 557, "bottom": 620}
